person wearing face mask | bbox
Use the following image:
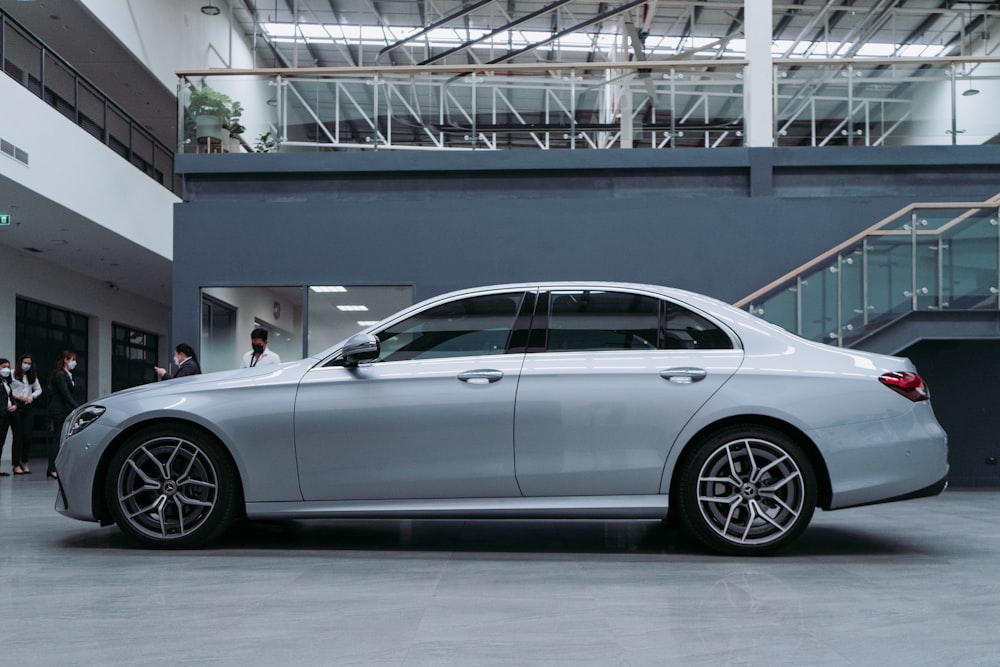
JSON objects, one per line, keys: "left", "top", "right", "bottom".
{"left": 240, "top": 327, "right": 280, "bottom": 368}
{"left": 154, "top": 343, "right": 201, "bottom": 380}
{"left": 47, "top": 350, "right": 80, "bottom": 479}
{"left": 0, "top": 358, "right": 16, "bottom": 476}
{"left": 10, "top": 353, "right": 42, "bottom": 474}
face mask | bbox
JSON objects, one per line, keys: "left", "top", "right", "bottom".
{"left": 173, "top": 356, "right": 181, "bottom": 366}
{"left": 252, "top": 344, "right": 265, "bottom": 355}
{"left": 68, "top": 360, "right": 77, "bottom": 371}
{"left": 0, "top": 368, "right": 9, "bottom": 378}
{"left": 21, "top": 364, "right": 31, "bottom": 373}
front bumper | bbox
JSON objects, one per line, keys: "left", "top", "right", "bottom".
{"left": 53, "top": 422, "right": 121, "bottom": 523}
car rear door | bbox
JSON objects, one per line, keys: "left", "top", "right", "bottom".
{"left": 513, "top": 288, "right": 744, "bottom": 496}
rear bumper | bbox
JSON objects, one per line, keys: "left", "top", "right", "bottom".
{"left": 809, "top": 403, "right": 949, "bottom": 510}
{"left": 829, "top": 474, "right": 948, "bottom": 510}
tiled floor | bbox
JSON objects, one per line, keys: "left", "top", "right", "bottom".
{"left": 1, "top": 463, "right": 998, "bottom": 666}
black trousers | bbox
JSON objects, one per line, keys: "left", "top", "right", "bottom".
{"left": 0, "top": 410, "right": 12, "bottom": 467}
{"left": 10, "top": 402, "right": 33, "bottom": 466}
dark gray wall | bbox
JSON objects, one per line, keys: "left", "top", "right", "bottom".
{"left": 174, "top": 144, "right": 1000, "bottom": 485}
{"left": 902, "top": 339, "right": 1000, "bottom": 487}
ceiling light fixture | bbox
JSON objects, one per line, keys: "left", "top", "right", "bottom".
{"left": 201, "top": 3, "right": 221, "bottom": 16}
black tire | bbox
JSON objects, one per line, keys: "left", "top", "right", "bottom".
{"left": 677, "top": 425, "right": 816, "bottom": 555}
{"left": 105, "top": 424, "right": 239, "bottom": 549}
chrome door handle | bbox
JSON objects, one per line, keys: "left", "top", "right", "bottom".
{"left": 457, "top": 369, "right": 504, "bottom": 385}
{"left": 660, "top": 367, "right": 707, "bottom": 384}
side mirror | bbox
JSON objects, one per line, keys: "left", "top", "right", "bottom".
{"left": 340, "top": 332, "right": 380, "bottom": 367}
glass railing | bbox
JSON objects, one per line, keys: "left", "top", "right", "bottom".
{"left": 0, "top": 10, "right": 177, "bottom": 194}
{"left": 178, "top": 62, "right": 747, "bottom": 153}
{"left": 179, "top": 56, "right": 1000, "bottom": 153}
{"left": 774, "top": 57, "right": 1000, "bottom": 147}
{"left": 737, "top": 196, "right": 1000, "bottom": 346}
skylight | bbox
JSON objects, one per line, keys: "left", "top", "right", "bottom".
{"left": 261, "top": 22, "right": 951, "bottom": 60}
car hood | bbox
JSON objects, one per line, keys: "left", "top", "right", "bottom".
{"left": 94, "top": 360, "right": 313, "bottom": 404}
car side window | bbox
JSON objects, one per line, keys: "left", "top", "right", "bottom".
{"left": 375, "top": 292, "right": 525, "bottom": 362}
{"left": 661, "top": 301, "right": 733, "bottom": 350}
{"left": 545, "top": 291, "right": 732, "bottom": 351}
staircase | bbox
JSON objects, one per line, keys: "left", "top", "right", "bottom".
{"left": 736, "top": 194, "right": 1000, "bottom": 354}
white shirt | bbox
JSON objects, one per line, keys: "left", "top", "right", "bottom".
{"left": 241, "top": 347, "right": 281, "bottom": 368}
{"left": 11, "top": 376, "right": 42, "bottom": 401}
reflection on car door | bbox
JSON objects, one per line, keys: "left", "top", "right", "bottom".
{"left": 513, "top": 290, "right": 744, "bottom": 496}
{"left": 294, "top": 291, "right": 528, "bottom": 501}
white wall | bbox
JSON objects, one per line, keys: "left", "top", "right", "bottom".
{"left": 79, "top": 0, "right": 257, "bottom": 89}
{"left": 78, "top": 0, "right": 276, "bottom": 148}
{"left": 0, "top": 74, "right": 177, "bottom": 259}
{"left": 0, "top": 245, "right": 169, "bottom": 401}
{"left": 898, "top": 69, "right": 1000, "bottom": 146}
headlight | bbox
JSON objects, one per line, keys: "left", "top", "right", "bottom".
{"left": 67, "top": 406, "right": 106, "bottom": 437}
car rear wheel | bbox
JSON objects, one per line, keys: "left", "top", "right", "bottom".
{"left": 105, "top": 425, "right": 238, "bottom": 549}
{"left": 677, "top": 426, "right": 816, "bottom": 555}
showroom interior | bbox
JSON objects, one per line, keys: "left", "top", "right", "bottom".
{"left": 2, "top": 1, "right": 1000, "bottom": 665}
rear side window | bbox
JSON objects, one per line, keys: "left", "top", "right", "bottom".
{"left": 375, "top": 292, "right": 524, "bottom": 362}
{"left": 545, "top": 290, "right": 731, "bottom": 352}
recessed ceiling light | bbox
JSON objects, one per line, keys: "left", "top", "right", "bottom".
{"left": 337, "top": 305, "right": 368, "bottom": 312}
{"left": 310, "top": 285, "right": 347, "bottom": 293}
{"left": 357, "top": 321, "right": 377, "bottom": 326}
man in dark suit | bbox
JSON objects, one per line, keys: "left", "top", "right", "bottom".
{"left": 154, "top": 343, "right": 202, "bottom": 380}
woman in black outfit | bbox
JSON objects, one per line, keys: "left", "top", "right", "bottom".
{"left": 10, "top": 352, "right": 42, "bottom": 474}
{"left": 47, "top": 350, "right": 80, "bottom": 479}
{"left": 0, "top": 358, "right": 15, "bottom": 476}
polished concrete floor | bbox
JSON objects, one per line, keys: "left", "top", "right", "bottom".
{"left": 1, "top": 462, "right": 998, "bottom": 667}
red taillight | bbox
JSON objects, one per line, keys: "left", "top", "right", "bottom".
{"left": 879, "top": 371, "right": 929, "bottom": 402}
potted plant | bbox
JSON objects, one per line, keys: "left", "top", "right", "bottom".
{"left": 186, "top": 85, "right": 245, "bottom": 149}
{"left": 254, "top": 131, "right": 277, "bottom": 153}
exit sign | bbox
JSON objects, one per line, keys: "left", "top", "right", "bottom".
{"left": 0, "top": 214, "right": 10, "bottom": 226}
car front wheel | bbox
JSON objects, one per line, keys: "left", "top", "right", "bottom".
{"left": 105, "top": 425, "right": 238, "bottom": 549}
{"left": 677, "top": 426, "right": 816, "bottom": 555}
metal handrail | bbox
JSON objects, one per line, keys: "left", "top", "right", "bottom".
{"left": 735, "top": 194, "right": 1000, "bottom": 309}
{"left": 0, "top": 8, "right": 177, "bottom": 194}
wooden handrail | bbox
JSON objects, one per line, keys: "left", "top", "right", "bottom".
{"left": 175, "top": 54, "right": 1000, "bottom": 79}
{"left": 176, "top": 59, "right": 747, "bottom": 79}
{"left": 734, "top": 194, "right": 1000, "bottom": 308}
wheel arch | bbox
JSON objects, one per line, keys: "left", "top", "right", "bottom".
{"left": 91, "top": 418, "right": 247, "bottom": 525}
{"left": 667, "top": 415, "right": 833, "bottom": 512}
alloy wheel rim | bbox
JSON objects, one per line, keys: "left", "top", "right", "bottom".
{"left": 696, "top": 437, "right": 805, "bottom": 546}
{"left": 115, "top": 436, "right": 219, "bottom": 540}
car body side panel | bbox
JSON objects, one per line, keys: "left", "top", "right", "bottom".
{"left": 294, "top": 354, "right": 524, "bottom": 500}
{"left": 515, "top": 349, "right": 743, "bottom": 496}
{"left": 659, "top": 368, "right": 948, "bottom": 507}
{"left": 55, "top": 363, "right": 309, "bottom": 523}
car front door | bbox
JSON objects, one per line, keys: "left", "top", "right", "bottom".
{"left": 513, "top": 289, "right": 744, "bottom": 496}
{"left": 294, "top": 290, "right": 529, "bottom": 501}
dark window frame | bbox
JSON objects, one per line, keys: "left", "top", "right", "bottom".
{"left": 531, "top": 289, "right": 734, "bottom": 353}
{"left": 111, "top": 323, "right": 159, "bottom": 392}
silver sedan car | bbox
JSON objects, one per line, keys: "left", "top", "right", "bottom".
{"left": 55, "top": 282, "right": 948, "bottom": 555}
